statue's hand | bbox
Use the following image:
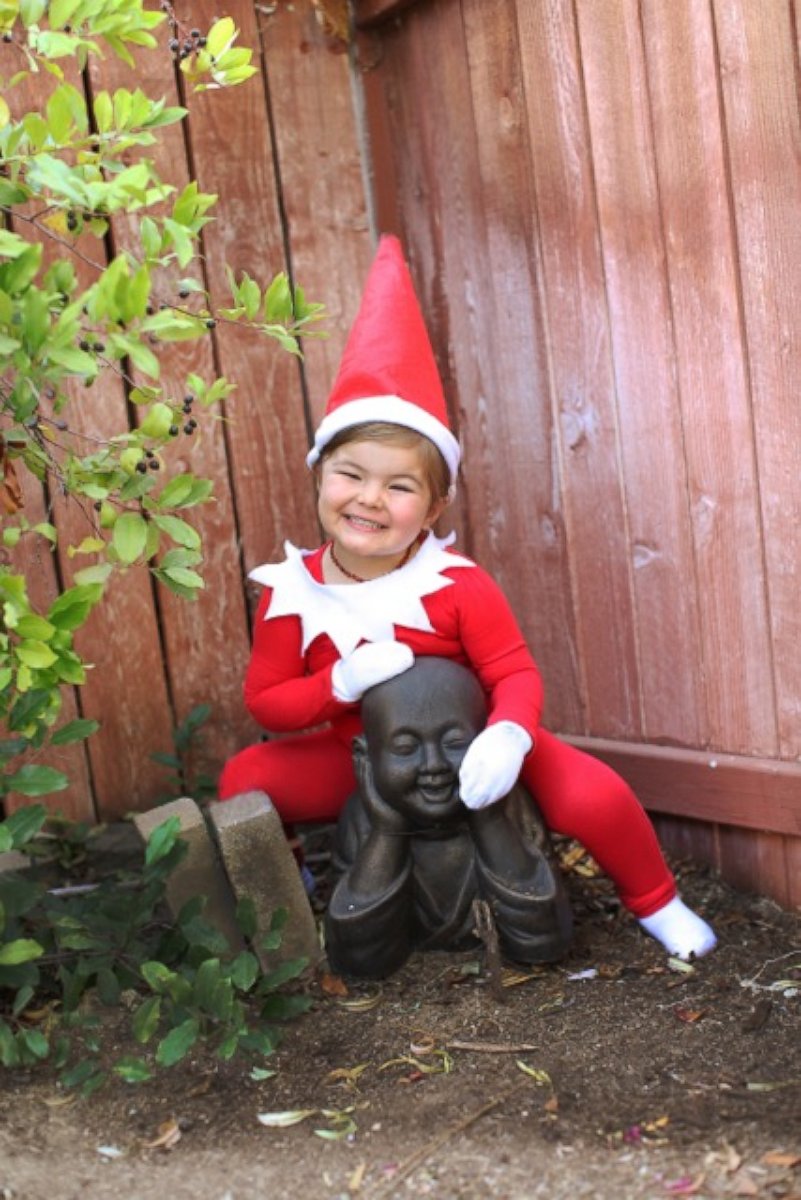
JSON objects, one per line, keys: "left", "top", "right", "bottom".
{"left": 332, "top": 640, "right": 415, "bottom": 703}
{"left": 458, "top": 721, "right": 532, "bottom": 810}
{"left": 354, "top": 748, "right": 410, "bottom": 835}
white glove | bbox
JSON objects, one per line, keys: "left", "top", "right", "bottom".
{"left": 458, "top": 721, "right": 533, "bottom": 810}
{"left": 332, "top": 640, "right": 414, "bottom": 703}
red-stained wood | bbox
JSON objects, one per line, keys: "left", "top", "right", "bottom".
{"left": 575, "top": 0, "right": 703, "bottom": 746}
{"left": 358, "top": 0, "right": 582, "bottom": 728}
{"left": 566, "top": 736, "right": 801, "bottom": 838}
{"left": 4, "top": 60, "right": 173, "bottom": 820}
{"left": 256, "top": 2, "right": 374, "bottom": 427}
{"left": 181, "top": 0, "right": 320, "bottom": 577}
{"left": 651, "top": 814, "right": 720, "bottom": 874}
{"left": 642, "top": 0, "right": 776, "bottom": 757}
{"left": 717, "top": 825, "right": 792, "bottom": 908}
{"left": 88, "top": 45, "right": 255, "bottom": 778}
{"left": 4, "top": 472, "right": 95, "bottom": 822}
{"left": 354, "top": 0, "right": 424, "bottom": 28}
{"left": 714, "top": 0, "right": 801, "bottom": 760}
{"left": 515, "top": 0, "right": 640, "bottom": 738}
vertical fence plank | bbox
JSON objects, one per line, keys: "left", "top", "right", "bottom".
{"left": 715, "top": 0, "right": 801, "bottom": 759}
{"left": 88, "top": 44, "right": 255, "bottom": 782}
{"left": 182, "top": 1, "right": 320, "bottom": 578}
{"left": 257, "top": 4, "right": 374, "bottom": 426}
{"left": 576, "top": 0, "right": 704, "bottom": 746}
{"left": 516, "top": 0, "right": 641, "bottom": 738}
{"left": 4, "top": 472, "right": 94, "bottom": 821}
{"left": 642, "top": 0, "right": 777, "bottom": 757}
{"left": 4, "top": 63, "right": 175, "bottom": 820}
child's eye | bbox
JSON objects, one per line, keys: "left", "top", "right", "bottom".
{"left": 390, "top": 483, "right": 415, "bottom": 493}
{"left": 338, "top": 470, "right": 360, "bottom": 481}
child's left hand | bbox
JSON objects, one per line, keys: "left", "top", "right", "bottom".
{"left": 458, "top": 721, "right": 533, "bottom": 809}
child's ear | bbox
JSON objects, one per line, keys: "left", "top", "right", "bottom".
{"left": 426, "top": 494, "right": 450, "bottom": 528}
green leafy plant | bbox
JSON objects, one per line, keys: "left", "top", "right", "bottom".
{"left": 0, "top": 805, "right": 312, "bottom": 1091}
{"left": 150, "top": 702, "right": 217, "bottom": 805}
{"left": 0, "top": 2, "right": 324, "bottom": 804}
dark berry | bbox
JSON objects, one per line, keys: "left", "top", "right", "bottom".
{"left": 136, "top": 460, "right": 148, "bottom": 473}
{"left": 93, "top": 342, "right": 105, "bottom": 353}
{"left": 183, "top": 423, "right": 194, "bottom": 435}
{"left": 79, "top": 339, "right": 91, "bottom": 351}
{"left": 178, "top": 288, "right": 190, "bottom": 298}
{"left": 205, "top": 318, "right": 216, "bottom": 329}
{"left": 2, "top": 32, "right": 12, "bottom": 43}
{"left": 190, "top": 28, "right": 201, "bottom": 38}
{"left": 148, "top": 458, "right": 160, "bottom": 470}
{"left": 94, "top": 500, "right": 102, "bottom": 511}
{"left": 186, "top": 418, "right": 197, "bottom": 430}
{"left": 66, "top": 211, "right": 78, "bottom": 231}
{"left": 144, "top": 448, "right": 155, "bottom": 459}
{"left": 169, "top": 425, "right": 179, "bottom": 437}
{"left": 168, "top": 37, "right": 179, "bottom": 51}
{"left": 197, "top": 36, "right": 207, "bottom": 47}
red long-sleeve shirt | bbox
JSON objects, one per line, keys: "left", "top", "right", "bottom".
{"left": 243, "top": 541, "right": 543, "bottom": 747}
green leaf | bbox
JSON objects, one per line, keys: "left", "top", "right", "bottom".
{"left": 7, "top": 765, "right": 69, "bottom": 797}
{"left": 112, "top": 511, "right": 148, "bottom": 564}
{"left": 229, "top": 951, "right": 259, "bottom": 993}
{"left": 14, "top": 615, "right": 56, "bottom": 641}
{"left": 260, "top": 993, "right": 314, "bottom": 1020}
{"left": 114, "top": 1056, "right": 152, "bottom": 1083}
{"left": 149, "top": 514, "right": 200, "bottom": 550}
{"left": 144, "top": 815, "right": 180, "bottom": 866}
{"left": 132, "top": 995, "right": 161, "bottom": 1044}
{"left": 50, "top": 718, "right": 100, "bottom": 746}
{"left": 16, "top": 639, "right": 58, "bottom": 668}
{"left": 20, "top": 1028, "right": 49, "bottom": 1060}
{"left": 4, "top": 803, "right": 47, "bottom": 846}
{"left": 156, "top": 1017, "right": 199, "bottom": 1067}
{"left": 0, "top": 938, "right": 44, "bottom": 965}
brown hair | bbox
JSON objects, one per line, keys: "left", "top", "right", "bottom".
{"left": 320, "top": 421, "right": 451, "bottom": 503}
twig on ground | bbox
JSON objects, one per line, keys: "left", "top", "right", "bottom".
{"left": 472, "top": 898, "right": 504, "bottom": 1002}
{"left": 446, "top": 1040, "right": 540, "bottom": 1053}
{"left": 367, "top": 1079, "right": 529, "bottom": 1198}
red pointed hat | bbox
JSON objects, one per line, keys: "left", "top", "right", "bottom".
{"left": 306, "top": 235, "right": 460, "bottom": 485}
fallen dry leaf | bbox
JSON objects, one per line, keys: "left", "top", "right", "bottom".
{"left": 320, "top": 973, "right": 349, "bottom": 997}
{"left": 143, "top": 1117, "right": 182, "bottom": 1150}
{"left": 674, "top": 1007, "right": 706, "bottom": 1023}
{"left": 761, "top": 1151, "right": 801, "bottom": 1169}
{"left": 663, "top": 1173, "right": 705, "bottom": 1195}
{"left": 348, "top": 1160, "right": 367, "bottom": 1191}
{"left": 729, "top": 1172, "right": 760, "bottom": 1197}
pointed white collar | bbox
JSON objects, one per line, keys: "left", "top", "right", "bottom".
{"left": 249, "top": 532, "right": 474, "bottom": 656}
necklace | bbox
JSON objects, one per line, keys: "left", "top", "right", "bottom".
{"left": 328, "top": 536, "right": 418, "bottom": 583}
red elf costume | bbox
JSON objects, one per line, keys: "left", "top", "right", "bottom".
{"left": 219, "top": 235, "right": 717, "bottom": 960}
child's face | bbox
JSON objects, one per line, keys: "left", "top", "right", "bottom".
{"left": 318, "top": 438, "right": 447, "bottom": 570}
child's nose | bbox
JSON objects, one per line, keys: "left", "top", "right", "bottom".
{"left": 359, "top": 478, "right": 383, "bottom": 506}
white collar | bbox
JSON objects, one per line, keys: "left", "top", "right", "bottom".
{"left": 249, "top": 531, "right": 474, "bottom": 656}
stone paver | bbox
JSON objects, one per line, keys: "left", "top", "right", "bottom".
{"left": 132, "top": 797, "right": 244, "bottom": 953}
{"left": 208, "top": 791, "right": 320, "bottom": 970}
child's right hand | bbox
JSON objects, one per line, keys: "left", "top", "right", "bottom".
{"left": 332, "top": 640, "right": 415, "bottom": 703}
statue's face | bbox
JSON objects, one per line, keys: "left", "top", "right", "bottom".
{"left": 362, "top": 661, "right": 485, "bottom": 826}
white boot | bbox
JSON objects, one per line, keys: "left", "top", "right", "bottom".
{"left": 638, "top": 896, "right": 717, "bottom": 960}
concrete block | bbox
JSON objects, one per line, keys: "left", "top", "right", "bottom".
{"left": 0, "top": 850, "right": 32, "bottom": 874}
{"left": 208, "top": 792, "right": 320, "bottom": 971}
{"left": 132, "top": 798, "right": 243, "bottom": 954}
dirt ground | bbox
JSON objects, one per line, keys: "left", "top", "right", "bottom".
{"left": 1, "top": 847, "right": 800, "bottom": 1200}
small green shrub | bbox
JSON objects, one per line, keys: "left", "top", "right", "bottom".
{"left": 0, "top": 805, "right": 312, "bottom": 1092}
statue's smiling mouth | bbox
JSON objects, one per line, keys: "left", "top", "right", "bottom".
{"left": 418, "top": 778, "right": 455, "bottom": 804}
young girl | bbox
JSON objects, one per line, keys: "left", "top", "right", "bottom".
{"left": 219, "top": 236, "right": 717, "bottom": 961}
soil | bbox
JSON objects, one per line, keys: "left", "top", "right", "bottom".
{"left": 1, "top": 845, "right": 800, "bottom": 1200}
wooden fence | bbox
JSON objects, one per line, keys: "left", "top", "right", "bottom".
{"left": 3, "top": 0, "right": 800, "bottom": 908}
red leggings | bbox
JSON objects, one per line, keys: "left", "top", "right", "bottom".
{"left": 218, "top": 727, "right": 675, "bottom": 917}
